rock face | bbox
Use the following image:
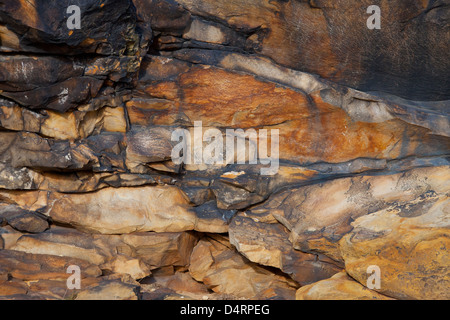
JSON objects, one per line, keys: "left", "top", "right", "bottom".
{"left": 0, "top": 0, "right": 448, "bottom": 300}
{"left": 340, "top": 190, "right": 450, "bottom": 300}
{"left": 189, "top": 235, "right": 298, "bottom": 299}
{"left": 229, "top": 215, "right": 343, "bottom": 285}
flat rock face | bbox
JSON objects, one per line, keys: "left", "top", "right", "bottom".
{"left": 0, "top": 0, "right": 449, "bottom": 300}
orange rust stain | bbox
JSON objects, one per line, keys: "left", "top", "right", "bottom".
{"left": 220, "top": 171, "right": 246, "bottom": 179}
{"left": 178, "top": 66, "right": 312, "bottom": 128}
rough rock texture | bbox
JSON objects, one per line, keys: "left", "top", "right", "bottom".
{"left": 0, "top": 0, "right": 449, "bottom": 300}
{"left": 340, "top": 190, "right": 450, "bottom": 300}
{"left": 189, "top": 235, "right": 298, "bottom": 300}
{"left": 229, "top": 215, "right": 343, "bottom": 285}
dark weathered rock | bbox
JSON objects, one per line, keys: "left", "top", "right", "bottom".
{"left": 0, "top": 132, "right": 99, "bottom": 171}
{"left": 125, "top": 126, "right": 178, "bottom": 173}
{"left": 165, "top": 0, "right": 450, "bottom": 101}
{"left": 0, "top": 0, "right": 139, "bottom": 55}
{"left": 133, "top": 0, "right": 191, "bottom": 34}
{"left": 0, "top": 186, "right": 230, "bottom": 234}
{"left": 296, "top": 272, "right": 394, "bottom": 300}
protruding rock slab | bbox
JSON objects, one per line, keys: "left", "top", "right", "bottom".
{"left": 250, "top": 166, "right": 450, "bottom": 262}
{"left": 10, "top": 226, "right": 198, "bottom": 279}
{"left": 0, "top": 186, "right": 230, "bottom": 234}
{"left": 134, "top": 60, "right": 449, "bottom": 166}
{"left": 0, "top": 0, "right": 139, "bottom": 55}
{"left": 0, "top": 204, "right": 49, "bottom": 233}
{"left": 189, "top": 236, "right": 298, "bottom": 300}
{"left": 141, "top": 271, "right": 212, "bottom": 300}
{"left": 340, "top": 192, "right": 450, "bottom": 300}
{"left": 75, "top": 279, "right": 139, "bottom": 300}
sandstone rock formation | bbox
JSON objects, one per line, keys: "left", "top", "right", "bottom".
{"left": 0, "top": 0, "right": 448, "bottom": 300}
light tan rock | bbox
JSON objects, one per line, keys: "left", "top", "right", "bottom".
{"left": 0, "top": 279, "right": 28, "bottom": 296}
{"left": 75, "top": 279, "right": 139, "bottom": 300}
{"left": 0, "top": 226, "right": 23, "bottom": 249}
{"left": 101, "top": 107, "right": 128, "bottom": 133}
{"left": 296, "top": 272, "right": 393, "bottom": 300}
{"left": 40, "top": 110, "right": 80, "bottom": 140}
{"left": 0, "top": 185, "right": 228, "bottom": 234}
{"left": 46, "top": 186, "right": 187, "bottom": 234}
{"left": 143, "top": 271, "right": 210, "bottom": 300}
{"left": 0, "top": 101, "right": 43, "bottom": 132}
{"left": 10, "top": 226, "right": 199, "bottom": 279}
{"left": 121, "top": 231, "right": 198, "bottom": 268}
